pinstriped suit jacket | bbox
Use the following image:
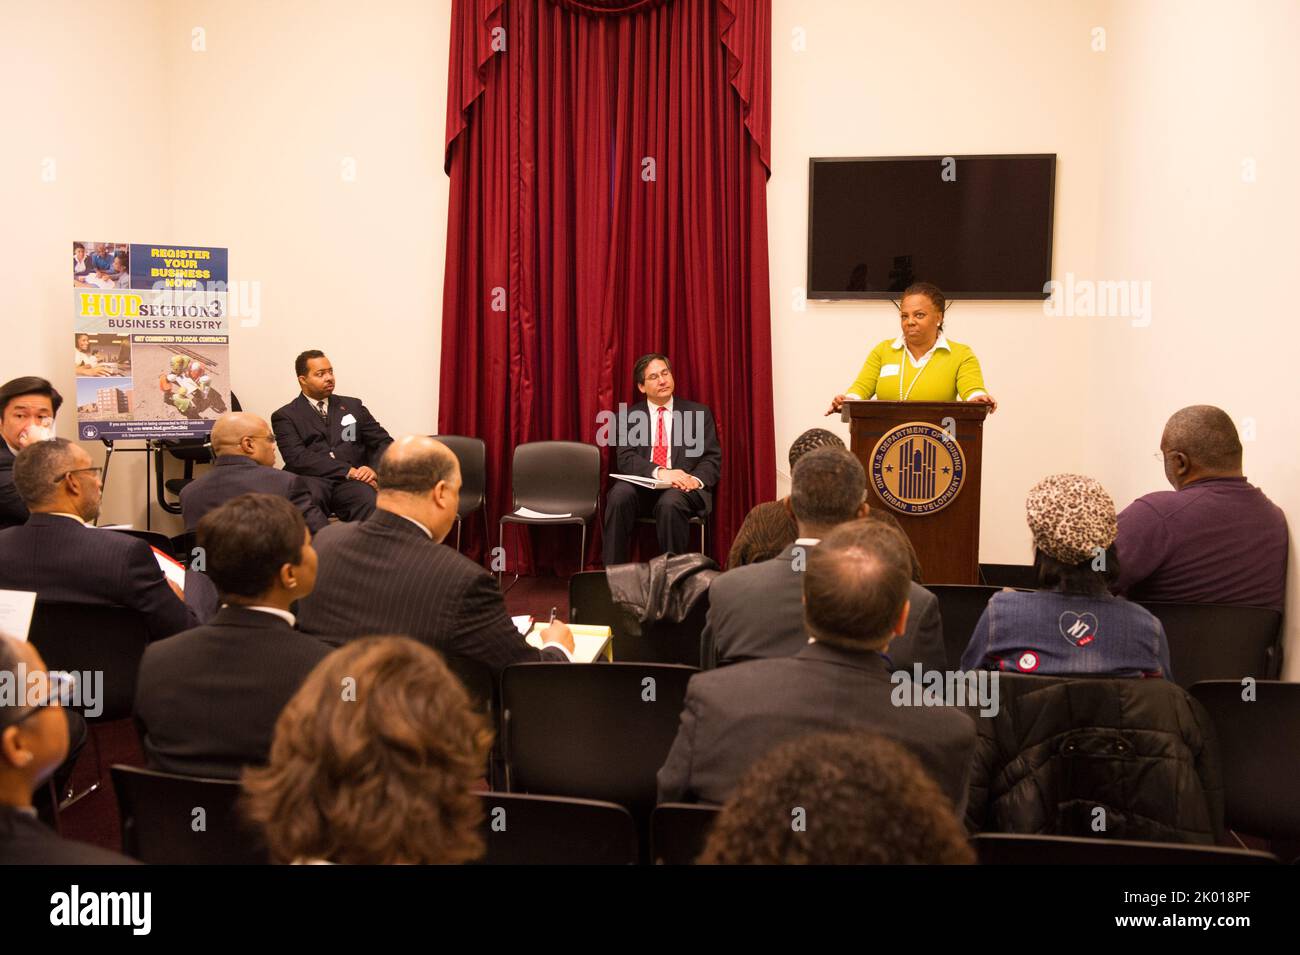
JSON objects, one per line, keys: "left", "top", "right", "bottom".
{"left": 0, "top": 513, "right": 196, "bottom": 641}
{"left": 297, "top": 509, "right": 567, "bottom": 675}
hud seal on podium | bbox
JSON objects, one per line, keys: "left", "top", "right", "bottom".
{"left": 869, "top": 421, "right": 965, "bottom": 514}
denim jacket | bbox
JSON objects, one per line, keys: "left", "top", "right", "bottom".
{"left": 960, "top": 589, "right": 1173, "bottom": 679}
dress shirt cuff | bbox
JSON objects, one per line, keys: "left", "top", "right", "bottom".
{"left": 541, "top": 641, "right": 575, "bottom": 662}
{"left": 964, "top": 389, "right": 987, "bottom": 400}
{"left": 844, "top": 392, "right": 863, "bottom": 400}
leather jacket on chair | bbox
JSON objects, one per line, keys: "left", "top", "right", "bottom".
{"left": 606, "top": 552, "right": 719, "bottom": 625}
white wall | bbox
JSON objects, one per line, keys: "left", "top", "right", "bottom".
{"left": 5, "top": 0, "right": 1296, "bottom": 672}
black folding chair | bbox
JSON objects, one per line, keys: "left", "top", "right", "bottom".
{"left": 473, "top": 792, "right": 638, "bottom": 864}
{"left": 500, "top": 662, "right": 696, "bottom": 842}
{"left": 569, "top": 570, "right": 709, "bottom": 666}
{"left": 28, "top": 601, "right": 150, "bottom": 808}
{"left": 651, "top": 802, "right": 721, "bottom": 864}
{"left": 635, "top": 513, "right": 707, "bottom": 555}
{"left": 430, "top": 434, "right": 488, "bottom": 553}
{"left": 111, "top": 765, "right": 268, "bottom": 864}
{"left": 1190, "top": 680, "right": 1300, "bottom": 843}
{"left": 498, "top": 441, "right": 600, "bottom": 584}
{"left": 445, "top": 653, "right": 503, "bottom": 789}
{"left": 107, "top": 527, "right": 176, "bottom": 558}
{"left": 928, "top": 584, "right": 1002, "bottom": 668}
{"left": 972, "top": 832, "right": 1278, "bottom": 865}
{"left": 1139, "top": 602, "right": 1282, "bottom": 686}
{"left": 171, "top": 530, "right": 198, "bottom": 567}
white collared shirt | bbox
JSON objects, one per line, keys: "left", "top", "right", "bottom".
{"left": 239, "top": 605, "right": 297, "bottom": 627}
{"left": 49, "top": 512, "right": 88, "bottom": 526}
{"left": 303, "top": 393, "right": 329, "bottom": 417}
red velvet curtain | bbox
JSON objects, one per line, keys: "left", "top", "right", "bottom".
{"left": 440, "top": 0, "right": 774, "bottom": 572}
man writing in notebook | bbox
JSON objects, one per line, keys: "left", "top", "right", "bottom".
{"left": 601, "top": 354, "right": 721, "bottom": 565}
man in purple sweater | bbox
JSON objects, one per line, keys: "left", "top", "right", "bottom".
{"left": 1114, "top": 405, "right": 1287, "bottom": 611}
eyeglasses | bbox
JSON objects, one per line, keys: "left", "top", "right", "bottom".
{"left": 254, "top": 433, "right": 277, "bottom": 446}
{"left": 52, "top": 467, "right": 103, "bottom": 484}
{"left": 644, "top": 371, "right": 672, "bottom": 382}
{"left": 0, "top": 671, "right": 77, "bottom": 730}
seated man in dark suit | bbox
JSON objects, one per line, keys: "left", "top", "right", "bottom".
{"left": 601, "top": 354, "right": 721, "bottom": 565}
{"left": 0, "top": 376, "right": 62, "bottom": 530}
{"left": 0, "top": 439, "right": 196, "bottom": 642}
{"left": 135, "top": 494, "right": 330, "bottom": 778}
{"left": 270, "top": 350, "right": 393, "bottom": 522}
{"left": 658, "top": 519, "right": 976, "bottom": 811}
{"left": 0, "top": 636, "right": 134, "bottom": 864}
{"left": 181, "top": 412, "right": 328, "bottom": 533}
{"left": 298, "top": 435, "right": 575, "bottom": 673}
{"left": 706, "top": 446, "right": 945, "bottom": 672}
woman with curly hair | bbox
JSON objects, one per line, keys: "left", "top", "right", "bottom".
{"left": 242, "top": 636, "right": 492, "bottom": 865}
{"left": 698, "top": 731, "right": 974, "bottom": 865}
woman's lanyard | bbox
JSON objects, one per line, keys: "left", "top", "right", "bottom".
{"left": 899, "top": 344, "right": 933, "bottom": 400}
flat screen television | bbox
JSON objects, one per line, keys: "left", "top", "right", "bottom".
{"left": 807, "top": 154, "right": 1056, "bottom": 300}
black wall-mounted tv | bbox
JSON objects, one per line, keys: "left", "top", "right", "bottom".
{"left": 807, "top": 154, "right": 1056, "bottom": 300}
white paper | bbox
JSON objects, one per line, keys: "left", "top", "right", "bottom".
{"left": 513, "top": 507, "right": 572, "bottom": 519}
{"left": 526, "top": 625, "right": 612, "bottom": 663}
{"left": 610, "top": 473, "right": 672, "bottom": 490}
{"left": 152, "top": 547, "right": 186, "bottom": 590}
{"left": 0, "top": 590, "right": 37, "bottom": 641}
{"left": 512, "top": 615, "right": 534, "bottom": 635}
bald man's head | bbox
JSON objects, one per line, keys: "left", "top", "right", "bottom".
{"left": 210, "top": 412, "right": 277, "bottom": 466}
{"left": 375, "top": 437, "right": 462, "bottom": 542}
{"left": 1161, "top": 405, "right": 1243, "bottom": 488}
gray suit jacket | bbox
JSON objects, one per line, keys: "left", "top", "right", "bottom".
{"left": 657, "top": 642, "right": 976, "bottom": 812}
{"left": 705, "top": 543, "right": 946, "bottom": 671}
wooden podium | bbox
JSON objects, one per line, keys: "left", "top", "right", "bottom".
{"left": 842, "top": 401, "right": 990, "bottom": 584}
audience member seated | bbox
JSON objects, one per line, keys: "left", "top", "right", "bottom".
{"left": 135, "top": 494, "right": 330, "bottom": 779}
{"left": 707, "top": 446, "right": 944, "bottom": 672}
{"left": 1114, "top": 405, "right": 1287, "bottom": 611}
{"left": 181, "top": 412, "right": 329, "bottom": 534}
{"left": 727, "top": 428, "right": 843, "bottom": 568}
{"left": 658, "top": 519, "right": 975, "bottom": 811}
{"left": 242, "top": 636, "right": 491, "bottom": 864}
{"left": 698, "top": 731, "right": 975, "bottom": 865}
{"left": 271, "top": 350, "right": 393, "bottom": 522}
{"left": 298, "top": 435, "right": 575, "bottom": 672}
{"left": 0, "top": 636, "right": 133, "bottom": 864}
{"left": 0, "top": 376, "right": 62, "bottom": 530}
{"left": 961, "top": 473, "right": 1172, "bottom": 679}
{"left": 602, "top": 353, "right": 721, "bottom": 565}
{"left": 0, "top": 438, "right": 196, "bottom": 641}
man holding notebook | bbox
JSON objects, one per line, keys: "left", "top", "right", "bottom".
{"left": 602, "top": 354, "right": 721, "bottom": 565}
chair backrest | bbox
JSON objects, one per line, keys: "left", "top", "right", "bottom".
{"left": 501, "top": 662, "right": 696, "bottom": 819}
{"left": 431, "top": 434, "right": 487, "bottom": 517}
{"left": 510, "top": 441, "right": 600, "bottom": 519}
{"left": 444, "top": 653, "right": 495, "bottom": 717}
{"left": 108, "top": 527, "right": 176, "bottom": 557}
{"left": 928, "top": 584, "right": 1002, "bottom": 668}
{"left": 569, "top": 570, "right": 708, "bottom": 666}
{"left": 110, "top": 764, "right": 268, "bottom": 864}
{"left": 651, "top": 802, "right": 721, "bottom": 864}
{"left": 474, "top": 792, "right": 638, "bottom": 864}
{"left": 28, "top": 601, "right": 150, "bottom": 721}
{"left": 171, "top": 530, "right": 198, "bottom": 567}
{"left": 1139, "top": 602, "right": 1282, "bottom": 686}
{"left": 1190, "top": 680, "right": 1300, "bottom": 840}
{"left": 972, "top": 832, "right": 1278, "bottom": 865}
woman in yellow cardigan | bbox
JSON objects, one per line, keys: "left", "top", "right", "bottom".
{"left": 825, "top": 282, "right": 998, "bottom": 415}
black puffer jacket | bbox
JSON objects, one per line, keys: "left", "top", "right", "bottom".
{"left": 606, "top": 552, "right": 718, "bottom": 624}
{"left": 967, "top": 674, "right": 1224, "bottom": 844}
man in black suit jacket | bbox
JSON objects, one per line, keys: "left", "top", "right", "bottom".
{"left": 136, "top": 494, "right": 330, "bottom": 778}
{"left": 707, "top": 446, "right": 946, "bottom": 672}
{"left": 181, "top": 412, "right": 328, "bottom": 533}
{"left": 298, "top": 435, "right": 576, "bottom": 674}
{"left": 0, "top": 376, "right": 63, "bottom": 530}
{"left": 0, "top": 636, "right": 134, "bottom": 864}
{"left": 658, "top": 519, "right": 976, "bottom": 811}
{"left": 270, "top": 350, "right": 393, "bottom": 522}
{"left": 602, "top": 354, "right": 721, "bottom": 565}
{"left": 0, "top": 439, "right": 196, "bottom": 642}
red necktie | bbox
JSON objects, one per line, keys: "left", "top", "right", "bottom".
{"left": 652, "top": 406, "right": 668, "bottom": 468}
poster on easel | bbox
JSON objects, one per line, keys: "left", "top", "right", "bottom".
{"left": 73, "top": 241, "right": 230, "bottom": 441}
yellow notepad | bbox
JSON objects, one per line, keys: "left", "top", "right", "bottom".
{"left": 526, "top": 623, "right": 614, "bottom": 662}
